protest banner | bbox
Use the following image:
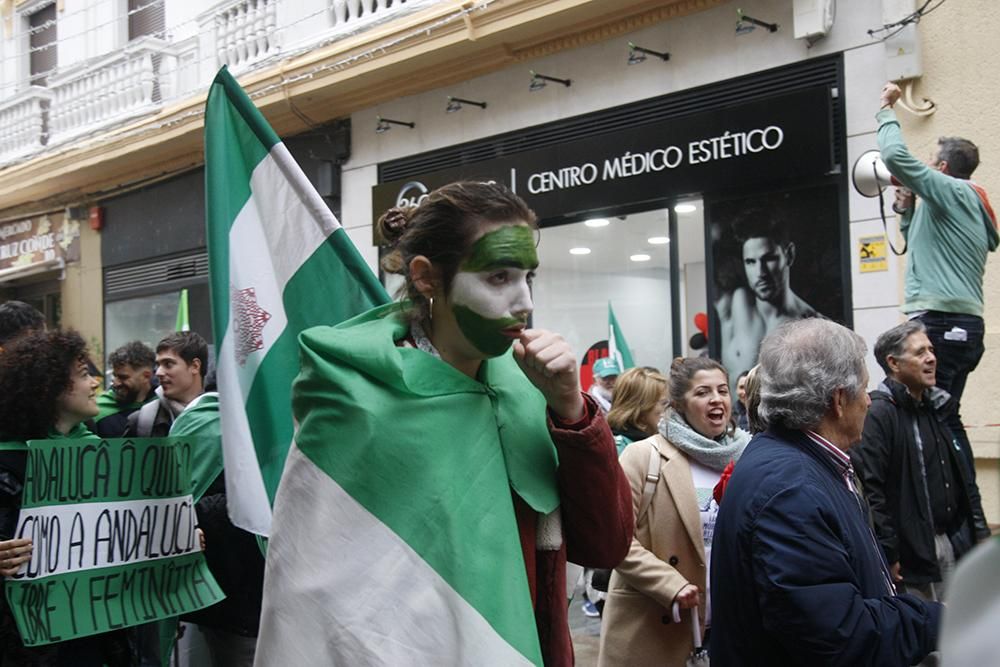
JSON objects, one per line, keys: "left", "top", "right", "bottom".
{"left": 3, "top": 437, "right": 224, "bottom": 646}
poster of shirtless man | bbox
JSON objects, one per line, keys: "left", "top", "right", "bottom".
{"left": 708, "top": 184, "right": 846, "bottom": 389}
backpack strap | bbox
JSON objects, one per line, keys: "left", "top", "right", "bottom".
{"left": 637, "top": 436, "right": 664, "bottom": 523}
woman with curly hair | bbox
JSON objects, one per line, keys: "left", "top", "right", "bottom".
{"left": 0, "top": 330, "right": 130, "bottom": 666}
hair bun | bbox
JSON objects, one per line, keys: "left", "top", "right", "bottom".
{"left": 377, "top": 206, "right": 415, "bottom": 247}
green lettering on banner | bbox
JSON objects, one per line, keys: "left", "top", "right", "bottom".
{"left": 3, "top": 437, "right": 224, "bottom": 646}
{"left": 6, "top": 553, "right": 223, "bottom": 646}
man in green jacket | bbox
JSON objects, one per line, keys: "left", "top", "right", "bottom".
{"left": 877, "top": 82, "right": 999, "bottom": 465}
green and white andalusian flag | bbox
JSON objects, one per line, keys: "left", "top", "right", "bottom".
{"left": 204, "top": 67, "right": 389, "bottom": 536}
{"left": 175, "top": 288, "right": 190, "bottom": 332}
{"left": 608, "top": 302, "right": 634, "bottom": 370}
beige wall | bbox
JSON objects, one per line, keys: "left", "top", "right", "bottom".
{"left": 60, "top": 220, "right": 104, "bottom": 365}
{"left": 901, "top": 0, "right": 1000, "bottom": 523}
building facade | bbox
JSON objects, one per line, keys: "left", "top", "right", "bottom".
{"left": 0, "top": 0, "right": 995, "bottom": 517}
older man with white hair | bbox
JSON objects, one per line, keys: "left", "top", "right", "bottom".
{"left": 710, "top": 318, "right": 942, "bottom": 666}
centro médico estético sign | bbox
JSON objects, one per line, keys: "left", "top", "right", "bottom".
{"left": 372, "top": 86, "right": 833, "bottom": 231}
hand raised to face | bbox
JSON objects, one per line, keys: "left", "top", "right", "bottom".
{"left": 513, "top": 329, "right": 584, "bottom": 422}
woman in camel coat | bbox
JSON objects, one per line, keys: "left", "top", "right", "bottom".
{"left": 598, "top": 357, "right": 749, "bottom": 666}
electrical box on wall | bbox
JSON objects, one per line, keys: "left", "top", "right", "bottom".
{"left": 882, "top": 0, "right": 922, "bottom": 80}
{"left": 885, "top": 24, "right": 922, "bottom": 80}
{"left": 793, "top": 0, "right": 835, "bottom": 42}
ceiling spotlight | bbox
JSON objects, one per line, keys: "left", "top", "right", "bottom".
{"left": 630, "top": 253, "right": 652, "bottom": 262}
{"left": 445, "top": 96, "right": 487, "bottom": 113}
{"left": 375, "top": 116, "right": 415, "bottom": 134}
{"left": 736, "top": 8, "right": 779, "bottom": 35}
{"left": 569, "top": 247, "right": 592, "bottom": 255}
{"left": 647, "top": 236, "right": 670, "bottom": 245}
{"left": 584, "top": 218, "right": 610, "bottom": 228}
{"left": 627, "top": 42, "right": 670, "bottom": 66}
{"left": 529, "top": 70, "right": 571, "bottom": 92}
{"left": 674, "top": 203, "right": 697, "bottom": 213}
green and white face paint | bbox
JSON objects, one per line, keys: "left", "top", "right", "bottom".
{"left": 449, "top": 224, "right": 538, "bottom": 357}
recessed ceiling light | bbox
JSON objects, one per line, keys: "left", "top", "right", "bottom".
{"left": 584, "top": 218, "right": 610, "bottom": 228}
{"left": 647, "top": 236, "right": 670, "bottom": 245}
{"left": 569, "top": 247, "right": 592, "bottom": 255}
{"left": 630, "top": 253, "right": 651, "bottom": 262}
{"left": 674, "top": 203, "right": 697, "bottom": 214}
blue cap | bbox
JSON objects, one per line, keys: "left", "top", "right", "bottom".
{"left": 593, "top": 356, "right": 621, "bottom": 378}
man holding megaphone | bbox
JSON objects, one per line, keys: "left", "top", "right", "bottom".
{"left": 876, "top": 81, "right": 999, "bottom": 469}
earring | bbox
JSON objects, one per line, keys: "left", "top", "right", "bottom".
{"left": 428, "top": 296, "right": 434, "bottom": 321}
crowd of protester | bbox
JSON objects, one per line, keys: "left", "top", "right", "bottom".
{"left": 0, "top": 80, "right": 995, "bottom": 666}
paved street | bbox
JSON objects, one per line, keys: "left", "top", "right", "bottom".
{"left": 569, "top": 584, "right": 602, "bottom": 667}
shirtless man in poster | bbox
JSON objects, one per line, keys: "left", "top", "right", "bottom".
{"left": 715, "top": 209, "right": 817, "bottom": 388}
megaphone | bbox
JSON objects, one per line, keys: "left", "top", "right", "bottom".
{"left": 852, "top": 149, "right": 901, "bottom": 198}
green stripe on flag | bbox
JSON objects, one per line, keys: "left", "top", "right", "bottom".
{"left": 608, "top": 302, "right": 635, "bottom": 369}
{"left": 175, "top": 288, "right": 190, "bottom": 332}
{"left": 205, "top": 67, "right": 276, "bottom": 343}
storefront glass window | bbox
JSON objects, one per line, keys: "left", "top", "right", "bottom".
{"left": 532, "top": 202, "right": 705, "bottom": 375}
{"left": 104, "top": 291, "right": 183, "bottom": 370}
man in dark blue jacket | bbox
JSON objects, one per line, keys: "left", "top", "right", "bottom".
{"left": 711, "top": 318, "right": 941, "bottom": 666}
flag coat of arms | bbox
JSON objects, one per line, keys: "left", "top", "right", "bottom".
{"left": 204, "top": 67, "right": 388, "bottom": 536}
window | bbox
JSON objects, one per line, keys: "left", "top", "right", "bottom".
{"left": 128, "top": 0, "right": 165, "bottom": 41}
{"left": 28, "top": 3, "right": 56, "bottom": 87}
{"left": 104, "top": 284, "right": 213, "bottom": 370}
{"left": 532, "top": 205, "right": 702, "bottom": 376}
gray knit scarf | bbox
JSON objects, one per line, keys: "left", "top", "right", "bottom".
{"left": 661, "top": 410, "right": 750, "bottom": 472}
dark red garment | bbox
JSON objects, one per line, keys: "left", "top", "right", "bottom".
{"left": 514, "top": 394, "right": 633, "bottom": 666}
{"left": 714, "top": 459, "right": 736, "bottom": 504}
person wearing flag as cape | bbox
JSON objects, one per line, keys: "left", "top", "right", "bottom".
{"left": 255, "top": 181, "right": 633, "bottom": 666}
{"left": 169, "top": 384, "right": 264, "bottom": 667}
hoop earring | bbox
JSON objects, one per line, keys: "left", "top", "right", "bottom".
{"left": 428, "top": 296, "right": 434, "bottom": 321}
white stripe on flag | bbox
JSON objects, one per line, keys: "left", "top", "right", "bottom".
{"left": 220, "top": 144, "right": 335, "bottom": 536}
{"left": 218, "top": 335, "right": 273, "bottom": 536}
{"left": 254, "top": 444, "right": 534, "bottom": 667}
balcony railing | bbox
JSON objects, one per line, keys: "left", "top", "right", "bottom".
{"left": 1, "top": 0, "right": 425, "bottom": 164}
{"left": 47, "top": 37, "right": 178, "bottom": 146}
{"left": 332, "top": 0, "right": 413, "bottom": 27}
{"left": 0, "top": 87, "right": 53, "bottom": 161}
{"left": 214, "top": 0, "right": 279, "bottom": 72}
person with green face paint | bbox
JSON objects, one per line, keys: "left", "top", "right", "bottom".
{"left": 257, "top": 182, "right": 633, "bottom": 667}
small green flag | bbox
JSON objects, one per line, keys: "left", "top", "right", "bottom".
{"left": 175, "top": 288, "right": 190, "bottom": 332}
{"left": 608, "top": 302, "right": 635, "bottom": 370}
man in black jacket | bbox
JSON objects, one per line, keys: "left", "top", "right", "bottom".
{"left": 852, "top": 320, "right": 991, "bottom": 603}
{"left": 95, "top": 341, "right": 156, "bottom": 437}
{"left": 124, "top": 331, "right": 208, "bottom": 439}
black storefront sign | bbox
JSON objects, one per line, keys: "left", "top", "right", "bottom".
{"left": 372, "top": 86, "right": 834, "bottom": 229}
